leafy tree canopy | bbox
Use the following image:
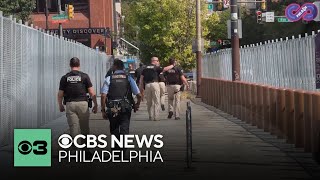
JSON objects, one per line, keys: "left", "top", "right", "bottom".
{"left": 0, "top": 0, "right": 35, "bottom": 23}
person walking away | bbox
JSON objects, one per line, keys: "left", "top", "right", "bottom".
{"left": 127, "top": 64, "right": 136, "bottom": 79}
{"left": 101, "top": 59, "right": 141, "bottom": 153}
{"left": 165, "top": 58, "right": 189, "bottom": 120}
{"left": 135, "top": 63, "right": 145, "bottom": 101}
{"left": 158, "top": 71, "right": 166, "bottom": 111}
{"left": 139, "top": 57, "right": 174, "bottom": 121}
{"left": 57, "top": 57, "right": 98, "bottom": 147}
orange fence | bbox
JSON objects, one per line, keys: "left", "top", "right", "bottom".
{"left": 201, "top": 78, "right": 320, "bottom": 153}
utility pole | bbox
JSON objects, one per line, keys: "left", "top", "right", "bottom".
{"left": 230, "top": 0, "right": 240, "bottom": 81}
{"left": 196, "top": 0, "right": 202, "bottom": 97}
{"left": 57, "top": 0, "right": 63, "bottom": 37}
{"left": 113, "top": 0, "right": 118, "bottom": 55}
{"left": 45, "top": 0, "right": 49, "bottom": 31}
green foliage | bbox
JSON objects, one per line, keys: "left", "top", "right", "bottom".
{"left": 0, "top": 0, "right": 35, "bottom": 22}
{"left": 122, "top": 0, "right": 208, "bottom": 70}
{"left": 205, "top": 1, "right": 320, "bottom": 47}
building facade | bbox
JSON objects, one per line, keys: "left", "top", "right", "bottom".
{"left": 31, "top": 0, "right": 114, "bottom": 55}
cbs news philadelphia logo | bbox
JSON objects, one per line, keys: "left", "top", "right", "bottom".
{"left": 14, "top": 129, "right": 51, "bottom": 167}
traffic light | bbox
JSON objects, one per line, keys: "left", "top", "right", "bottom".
{"left": 261, "top": 0, "right": 267, "bottom": 12}
{"left": 217, "top": 0, "right": 223, "bottom": 11}
{"left": 68, "top": 4, "right": 74, "bottom": 19}
{"left": 256, "top": 10, "right": 262, "bottom": 24}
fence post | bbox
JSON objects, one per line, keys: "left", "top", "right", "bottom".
{"left": 186, "top": 102, "right": 192, "bottom": 168}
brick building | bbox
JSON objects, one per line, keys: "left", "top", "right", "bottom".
{"left": 31, "top": 0, "right": 115, "bottom": 55}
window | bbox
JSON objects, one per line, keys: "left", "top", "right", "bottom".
{"left": 34, "top": 0, "right": 88, "bottom": 13}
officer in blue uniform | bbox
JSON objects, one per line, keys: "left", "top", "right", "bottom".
{"left": 101, "top": 59, "right": 141, "bottom": 150}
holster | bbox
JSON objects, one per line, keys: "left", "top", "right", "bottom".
{"left": 87, "top": 95, "right": 93, "bottom": 108}
{"left": 106, "top": 99, "right": 132, "bottom": 116}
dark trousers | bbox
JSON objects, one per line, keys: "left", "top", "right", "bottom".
{"left": 108, "top": 112, "right": 131, "bottom": 152}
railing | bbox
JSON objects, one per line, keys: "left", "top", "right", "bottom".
{"left": 202, "top": 33, "right": 317, "bottom": 92}
{"left": 0, "top": 12, "right": 111, "bottom": 146}
{"left": 201, "top": 78, "right": 320, "bottom": 154}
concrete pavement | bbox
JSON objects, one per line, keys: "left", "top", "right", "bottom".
{"left": 1, "top": 93, "right": 320, "bottom": 179}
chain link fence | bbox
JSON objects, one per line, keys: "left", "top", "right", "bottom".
{"left": 202, "top": 33, "right": 317, "bottom": 92}
{"left": 0, "top": 12, "right": 112, "bottom": 146}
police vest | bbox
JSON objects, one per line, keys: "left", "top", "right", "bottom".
{"left": 64, "top": 71, "right": 88, "bottom": 102}
{"left": 166, "top": 67, "right": 181, "bottom": 85}
{"left": 143, "top": 65, "right": 158, "bottom": 83}
{"left": 128, "top": 70, "right": 135, "bottom": 78}
{"left": 108, "top": 73, "right": 132, "bottom": 101}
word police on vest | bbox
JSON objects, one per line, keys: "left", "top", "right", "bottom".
{"left": 58, "top": 134, "right": 164, "bottom": 163}
{"left": 67, "top": 76, "right": 81, "bottom": 83}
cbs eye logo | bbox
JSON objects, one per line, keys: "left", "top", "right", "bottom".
{"left": 18, "top": 140, "right": 48, "bottom": 155}
{"left": 14, "top": 129, "right": 51, "bottom": 167}
{"left": 58, "top": 134, "right": 73, "bottom": 148}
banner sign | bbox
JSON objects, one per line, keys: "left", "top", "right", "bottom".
{"left": 315, "top": 33, "right": 320, "bottom": 89}
{"left": 285, "top": 3, "right": 318, "bottom": 22}
{"left": 49, "top": 28, "right": 111, "bottom": 36}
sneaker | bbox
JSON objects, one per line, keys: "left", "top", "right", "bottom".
{"left": 175, "top": 117, "right": 180, "bottom": 120}
{"left": 168, "top": 111, "right": 173, "bottom": 119}
{"left": 161, "top": 105, "right": 165, "bottom": 111}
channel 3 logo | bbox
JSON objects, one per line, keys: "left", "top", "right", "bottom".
{"left": 14, "top": 129, "right": 51, "bottom": 167}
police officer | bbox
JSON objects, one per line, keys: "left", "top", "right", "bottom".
{"left": 127, "top": 64, "right": 136, "bottom": 79}
{"left": 135, "top": 63, "right": 144, "bottom": 85}
{"left": 139, "top": 57, "right": 174, "bottom": 121}
{"left": 158, "top": 70, "right": 166, "bottom": 111}
{"left": 165, "top": 58, "right": 189, "bottom": 120}
{"left": 101, "top": 59, "right": 141, "bottom": 150}
{"left": 57, "top": 57, "right": 98, "bottom": 138}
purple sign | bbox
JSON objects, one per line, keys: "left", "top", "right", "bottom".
{"left": 285, "top": 3, "right": 318, "bottom": 22}
{"left": 315, "top": 33, "right": 320, "bottom": 89}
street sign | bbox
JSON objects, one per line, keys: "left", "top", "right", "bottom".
{"left": 227, "top": 19, "right": 242, "bottom": 39}
{"left": 51, "top": 19, "right": 68, "bottom": 24}
{"left": 277, "top": 17, "right": 292, "bottom": 23}
{"left": 192, "top": 38, "right": 204, "bottom": 53}
{"left": 210, "top": 41, "right": 217, "bottom": 46}
{"left": 266, "top": 12, "right": 274, "bottom": 22}
{"left": 52, "top": 14, "right": 68, "bottom": 20}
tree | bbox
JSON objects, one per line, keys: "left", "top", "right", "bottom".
{"left": 122, "top": 0, "right": 208, "bottom": 70}
{"left": 0, "top": 0, "right": 35, "bottom": 23}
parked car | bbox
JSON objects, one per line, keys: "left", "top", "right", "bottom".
{"left": 184, "top": 72, "right": 194, "bottom": 81}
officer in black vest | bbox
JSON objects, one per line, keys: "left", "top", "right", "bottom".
{"left": 101, "top": 59, "right": 141, "bottom": 150}
{"left": 58, "top": 57, "right": 98, "bottom": 138}
{"left": 164, "top": 58, "right": 189, "bottom": 120}
{"left": 128, "top": 64, "right": 136, "bottom": 79}
{"left": 139, "top": 57, "right": 174, "bottom": 121}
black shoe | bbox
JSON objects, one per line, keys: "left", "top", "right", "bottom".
{"left": 175, "top": 117, "right": 180, "bottom": 120}
{"left": 168, "top": 111, "right": 173, "bottom": 119}
{"left": 161, "top": 105, "right": 165, "bottom": 111}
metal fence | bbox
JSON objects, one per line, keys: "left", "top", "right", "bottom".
{"left": 202, "top": 32, "right": 317, "bottom": 92}
{"left": 0, "top": 12, "right": 112, "bottom": 146}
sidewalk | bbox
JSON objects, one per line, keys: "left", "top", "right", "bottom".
{"left": 57, "top": 94, "right": 320, "bottom": 179}
{"left": 2, "top": 94, "right": 320, "bottom": 179}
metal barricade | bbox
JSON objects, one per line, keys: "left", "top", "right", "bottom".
{"left": 0, "top": 12, "right": 114, "bottom": 146}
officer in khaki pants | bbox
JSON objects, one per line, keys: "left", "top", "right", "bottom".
{"left": 139, "top": 57, "right": 174, "bottom": 121}
{"left": 57, "top": 57, "right": 98, "bottom": 138}
{"left": 158, "top": 72, "right": 166, "bottom": 111}
{"left": 165, "top": 58, "right": 189, "bottom": 120}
